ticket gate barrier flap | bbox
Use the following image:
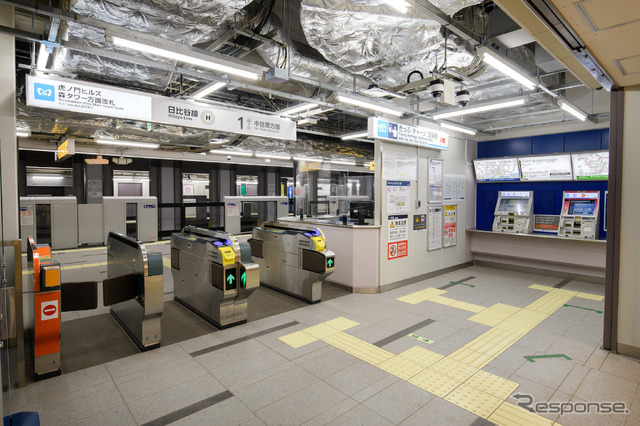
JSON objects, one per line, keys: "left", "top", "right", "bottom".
{"left": 107, "top": 231, "right": 163, "bottom": 351}
{"left": 61, "top": 282, "right": 98, "bottom": 311}
{"left": 33, "top": 288, "right": 61, "bottom": 379}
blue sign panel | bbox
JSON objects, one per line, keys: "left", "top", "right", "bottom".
{"left": 34, "top": 83, "right": 55, "bottom": 102}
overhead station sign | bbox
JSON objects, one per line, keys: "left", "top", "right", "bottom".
{"left": 27, "top": 74, "right": 152, "bottom": 121}
{"left": 26, "top": 75, "right": 297, "bottom": 141}
{"left": 368, "top": 117, "right": 448, "bottom": 150}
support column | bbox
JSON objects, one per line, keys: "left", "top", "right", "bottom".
{"left": 0, "top": 4, "right": 18, "bottom": 240}
{"left": 18, "top": 151, "right": 26, "bottom": 197}
{"left": 72, "top": 154, "right": 85, "bottom": 204}
{"left": 102, "top": 162, "right": 113, "bottom": 197}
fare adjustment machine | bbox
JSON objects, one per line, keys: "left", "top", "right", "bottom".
{"left": 558, "top": 191, "right": 600, "bottom": 239}
{"left": 492, "top": 191, "right": 534, "bottom": 234}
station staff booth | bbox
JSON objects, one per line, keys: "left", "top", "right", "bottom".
{"left": 19, "top": 197, "right": 78, "bottom": 252}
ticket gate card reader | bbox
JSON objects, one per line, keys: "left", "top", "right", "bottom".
{"left": 171, "top": 226, "right": 260, "bottom": 329}
{"left": 249, "top": 222, "right": 336, "bottom": 303}
{"left": 492, "top": 191, "right": 534, "bottom": 234}
{"left": 558, "top": 191, "right": 600, "bottom": 239}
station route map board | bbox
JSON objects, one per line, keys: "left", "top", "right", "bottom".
{"left": 572, "top": 151, "right": 609, "bottom": 180}
{"left": 473, "top": 158, "right": 520, "bottom": 182}
{"left": 519, "top": 154, "right": 573, "bottom": 181}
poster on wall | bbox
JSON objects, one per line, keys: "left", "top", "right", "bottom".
{"left": 427, "top": 205, "right": 443, "bottom": 251}
{"left": 428, "top": 157, "right": 444, "bottom": 204}
{"left": 444, "top": 174, "right": 465, "bottom": 201}
{"left": 413, "top": 214, "right": 426, "bottom": 231}
{"left": 382, "top": 152, "right": 418, "bottom": 181}
{"left": 386, "top": 181, "right": 410, "bottom": 214}
{"left": 444, "top": 205, "right": 457, "bottom": 248}
{"left": 388, "top": 215, "right": 409, "bottom": 242}
{"left": 519, "top": 154, "right": 573, "bottom": 181}
{"left": 183, "top": 183, "right": 194, "bottom": 196}
{"left": 388, "top": 240, "right": 408, "bottom": 260}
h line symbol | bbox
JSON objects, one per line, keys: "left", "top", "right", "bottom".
{"left": 204, "top": 114, "right": 212, "bottom": 121}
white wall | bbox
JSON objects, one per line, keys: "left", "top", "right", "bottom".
{"left": 617, "top": 85, "right": 640, "bottom": 351}
{"left": 377, "top": 134, "right": 470, "bottom": 287}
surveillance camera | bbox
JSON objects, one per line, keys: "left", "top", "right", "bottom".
{"left": 456, "top": 90, "right": 470, "bottom": 108}
{"left": 429, "top": 79, "right": 444, "bottom": 100}
{"left": 227, "top": 155, "right": 231, "bottom": 160}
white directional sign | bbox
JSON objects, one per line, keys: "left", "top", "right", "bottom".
{"left": 369, "top": 117, "right": 448, "bottom": 150}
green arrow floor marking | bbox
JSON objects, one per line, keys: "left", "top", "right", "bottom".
{"left": 523, "top": 354, "right": 572, "bottom": 362}
{"left": 449, "top": 281, "right": 475, "bottom": 288}
{"left": 563, "top": 304, "right": 602, "bottom": 314}
{"left": 408, "top": 333, "right": 434, "bottom": 344}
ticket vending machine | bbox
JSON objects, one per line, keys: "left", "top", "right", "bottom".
{"left": 558, "top": 191, "right": 600, "bottom": 239}
{"left": 492, "top": 191, "right": 534, "bottom": 234}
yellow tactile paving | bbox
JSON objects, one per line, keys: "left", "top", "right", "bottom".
{"left": 489, "top": 402, "right": 555, "bottom": 426}
{"left": 430, "top": 358, "right": 478, "bottom": 382}
{"left": 529, "top": 284, "right": 553, "bottom": 292}
{"left": 465, "top": 370, "right": 519, "bottom": 400}
{"left": 408, "top": 369, "right": 461, "bottom": 398}
{"left": 397, "top": 287, "right": 446, "bottom": 304}
{"left": 379, "top": 356, "right": 424, "bottom": 380}
{"left": 398, "top": 346, "right": 443, "bottom": 367}
{"left": 280, "top": 284, "right": 604, "bottom": 424}
{"left": 444, "top": 384, "right": 503, "bottom": 418}
{"left": 323, "top": 317, "right": 360, "bottom": 331}
{"left": 576, "top": 291, "right": 604, "bottom": 301}
{"left": 341, "top": 341, "right": 394, "bottom": 365}
{"left": 305, "top": 323, "right": 340, "bottom": 339}
{"left": 162, "top": 257, "right": 171, "bottom": 268}
{"left": 278, "top": 331, "right": 317, "bottom": 348}
{"left": 469, "top": 303, "right": 521, "bottom": 326}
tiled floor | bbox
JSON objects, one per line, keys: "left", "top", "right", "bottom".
{"left": 13, "top": 261, "right": 640, "bottom": 425}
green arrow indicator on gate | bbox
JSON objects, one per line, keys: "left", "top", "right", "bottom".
{"left": 241, "top": 271, "right": 246, "bottom": 287}
{"left": 523, "top": 354, "right": 571, "bottom": 362}
{"left": 327, "top": 258, "right": 334, "bottom": 267}
{"left": 227, "top": 274, "right": 235, "bottom": 285}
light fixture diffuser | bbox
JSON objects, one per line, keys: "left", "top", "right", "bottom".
{"left": 209, "top": 150, "right": 253, "bottom": 157}
{"left": 111, "top": 36, "right": 260, "bottom": 80}
{"left": 384, "top": 0, "right": 411, "bottom": 14}
{"left": 559, "top": 100, "right": 587, "bottom": 121}
{"left": 433, "top": 98, "right": 526, "bottom": 120}
{"left": 255, "top": 153, "right": 292, "bottom": 160}
{"left": 480, "top": 48, "right": 538, "bottom": 90}
{"left": 192, "top": 82, "right": 227, "bottom": 99}
{"left": 16, "top": 130, "right": 31, "bottom": 138}
{"left": 336, "top": 94, "right": 404, "bottom": 117}
{"left": 330, "top": 160, "right": 356, "bottom": 166}
{"left": 293, "top": 157, "right": 324, "bottom": 162}
{"left": 440, "top": 122, "right": 477, "bottom": 136}
{"left": 96, "top": 138, "right": 159, "bottom": 149}
{"left": 341, "top": 131, "right": 368, "bottom": 141}
{"left": 278, "top": 103, "right": 319, "bottom": 116}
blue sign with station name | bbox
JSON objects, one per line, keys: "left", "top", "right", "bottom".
{"left": 34, "top": 83, "right": 55, "bottom": 102}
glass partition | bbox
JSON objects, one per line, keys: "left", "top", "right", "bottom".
{"left": 295, "top": 162, "right": 374, "bottom": 224}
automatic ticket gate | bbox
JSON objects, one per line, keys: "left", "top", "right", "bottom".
{"left": 171, "top": 226, "right": 259, "bottom": 329}
{"left": 103, "top": 231, "right": 164, "bottom": 350}
{"left": 249, "top": 222, "right": 335, "bottom": 303}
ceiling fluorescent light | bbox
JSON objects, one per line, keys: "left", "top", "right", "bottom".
{"left": 559, "top": 100, "right": 587, "bottom": 121}
{"left": 209, "top": 150, "right": 253, "bottom": 157}
{"left": 336, "top": 94, "right": 403, "bottom": 117}
{"left": 341, "top": 131, "right": 368, "bottom": 141}
{"left": 330, "top": 160, "right": 356, "bottom": 166}
{"left": 440, "top": 122, "right": 477, "bottom": 136}
{"left": 32, "top": 175, "right": 64, "bottom": 180}
{"left": 192, "top": 82, "right": 226, "bottom": 99}
{"left": 96, "top": 138, "right": 159, "bottom": 149}
{"left": 293, "top": 157, "right": 324, "bottom": 162}
{"left": 433, "top": 98, "right": 526, "bottom": 120}
{"left": 16, "top": 130, "right": 31, "bottom": 138}
{"left": 480, "top": 48, "right": 537, "bottom": 90}
{"left": 278, "top": 102, "right": 319, "bottom": 116}
{"left": 37, "top": 43, "right": 50, "bottom": 71}
{"left": 384, "top": 0, "right": 411, "bottom": 14}
{"left": 110, "top": 36, "right": 260, "bottom": 80}
{"left": 255, "top": 153, "right": 292, "bottom": 160}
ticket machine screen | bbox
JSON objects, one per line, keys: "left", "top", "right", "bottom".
{"left": 568, "top": 200, "right": 596, "bottom": 216}
{"left": 498, "top": 198, "right": 529, "bottom": 214}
